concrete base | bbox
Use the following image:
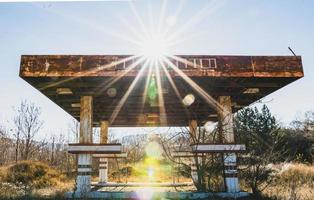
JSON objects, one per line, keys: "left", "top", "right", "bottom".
{"left": 92, "top": 181, "right": 193, "bottom": 187}
{"left": 216, "top": 192, "right": 250, "bottom": 198}
{"left": 99, "top": 158, "right": 108, "bottom": 183}
{"left": 65, "top": 191, "right": 250, "bottom": 199}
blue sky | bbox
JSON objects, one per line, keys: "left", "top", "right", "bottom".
{"left": 0, "top": 0, "right": 313, "bottom": 140}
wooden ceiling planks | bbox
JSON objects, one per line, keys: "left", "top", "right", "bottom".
{"left": 19, "top": 55, "right": 303, "bottom": 127}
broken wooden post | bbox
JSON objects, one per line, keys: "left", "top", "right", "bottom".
{"left": 218, "top": 96, "right": 240, "bottom": 193}
{"left": 99, "top": 120, "right": 109, "bottom": 183}
{"left": 77, "top": 96, "right": 93, "bottom": 195}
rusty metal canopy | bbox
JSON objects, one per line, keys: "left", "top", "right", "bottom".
{"left": 19, "top": 55, "right": 303, "bottom": 127}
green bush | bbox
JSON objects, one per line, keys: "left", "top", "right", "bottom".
{"left": 5, "top": 161, "right": 64, "bottom": 195}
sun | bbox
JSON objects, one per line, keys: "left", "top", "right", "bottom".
{"left": 139, "top": 33, "right": 169, "bottom": 60}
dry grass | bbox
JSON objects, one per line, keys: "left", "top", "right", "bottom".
{"left": 263, "top": 163, "right": 314, "bottom": 200}
{"left": 1, "top": 162, "right": 313, "bottom": 200}
{"left": 31, "top": 180, "right": 73, "bottom": 199}
{"left": 0, "top": 161, "right": 74, "bottom": 199}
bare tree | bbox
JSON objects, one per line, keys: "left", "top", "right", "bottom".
{"left": 0, "top": 125, "right": 13, "bottom": 165}
{"left": 48, "top": 132, "right": 73, "bottom": 173}
{"left": 160, "top": 125, "right": 224, "bottom": 192}
{"left": 13, "top": 100, "right": 44, "bottom": 161}
{"left": 122, "top": 134, "right": 148, "bottom": 163}
{"left": 67, "top": 119, "right": 79, "bottom": 175}
{"left": 50, "top": 134, "right": 56, "bottom": 165}
{"left": 68, "top": 118, "right": 79, "bottom": 143}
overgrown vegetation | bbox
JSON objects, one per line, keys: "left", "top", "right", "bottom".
{"left": 6, "top": 161, "right": 65, "bottom": 194}
{"left": 234, "top": 106, "right": 313, "bottom": 200}
{"left": 262, "top": 163, "right": 314, "bottom": 200}
{"left": 0, "top": 100, "right": 313, "bottom": 199}
{"left": 0, "top": 161, "right": 72, "bottom": 199}
{"left": 235, "top": 105, "right": 313, "bottom": 196}
{"left": 235, "top": 105, "right": 280, "bottom": 194}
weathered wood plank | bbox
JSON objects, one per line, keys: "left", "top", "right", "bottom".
{"left": 19, "top": 55, "right": 304, "bottom": 127}
{"left": 20, "top": 55, "right": 303, "bottom": 78}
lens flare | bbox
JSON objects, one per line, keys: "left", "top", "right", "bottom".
{"left": 135, "top": 188, "right": 155, "bottom": 200}
{"left": 147, "top": 74, "right": 158, "bottom": 103}
{"left": 182, "top": 94, "right": 195, "bottom": 107}
{"left": 147, "top": 167, "right": 154, "bottom": 178}
{"left": 145, "top": 141, "right": 162, "bottom": 159}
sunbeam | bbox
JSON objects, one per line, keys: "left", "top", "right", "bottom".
{"left": 39, "top": 55, "right": 139, "bottom": 91}
{"left": 109, "top": 59, "right": 151, "bottom": 125}
{"left": 157, "top": 0, "right": 168, "bottom": 34}
{"left": 94, "top": 55, "right": 147, "bottom": 95}
{"left": 159, "top": 59, "right": 190, "bottom": 117}
{"left": 140, "top": 60, "right": 154, "bottom": 114}
{"left": 128, "top": 1, "right": 150, "bottom": 39}
{"left": 164, "top": 55, "right": 224, "bottom": 112}
{"left": 118, "top": 16, "right": 146, "bottom": 44}
{"left": 40, "top": 0, "right": 229, "bottom": 126}
{"left": 35, "top": 3, "right": 142, "bottom": 47}
{"left": 139, "top": 33, "right": 169, "bottom": 60}
{"left": 147, "top": 0, "right": 155, "bottom": 35}
{"left": 161, "top": 0, "right": 186, "bottom": 37}
{"left": 154, "top": 59, "right": 167, "bottom": 125}
{"left": 166, "top": 0, "right": 225, "bottom": 43}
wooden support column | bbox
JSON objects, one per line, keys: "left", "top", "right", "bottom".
{"left": 99, "top": 121, "right": 109, "bottom": 183}
{"left": 218, "top": 96, "right": 240, "bottom": 193}
{"left": 189, "top": 120, "right": 199, "bottom": 184}
{"left": 189, "top": 120, "right": 198, "bottom": 141}
{"left": 76, "top": 96, "right": 93, "bottom": 195}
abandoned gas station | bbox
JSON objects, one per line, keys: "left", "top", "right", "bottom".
{"left": 19, "top": 54, "right": 303, "bottom": 198}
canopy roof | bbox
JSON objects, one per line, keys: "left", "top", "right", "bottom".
{"left": 20, "top": 55, "right": 303, "bottom": 127}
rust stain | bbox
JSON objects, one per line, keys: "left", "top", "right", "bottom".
{"left": 20, "top": 55, "right": 303, "bottom": 78}
{"left": 18, "top": 55, "right": 304, "bottom": 127}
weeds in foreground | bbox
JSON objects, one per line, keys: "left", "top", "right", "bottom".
{"left": 0, "top": 162, "right": 313, "bottom": 200}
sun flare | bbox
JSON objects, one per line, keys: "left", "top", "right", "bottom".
{"left": 104, "top": 0, "right": 226, "bottom": 126}
{"left": 139, "top": 33, "right": 169, "bottom": 60}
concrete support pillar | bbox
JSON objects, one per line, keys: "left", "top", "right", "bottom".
{"left": 99, "top": 121, "right": 109, "bottom": 183}
{"left": 218, "top": 96, "right": 240, "bottom": 193}
{"left": 76, "top": 96, "right": 93, "bottom": 195}
{"left": 189, "top": 120, "right": 199, "bottom": 184}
